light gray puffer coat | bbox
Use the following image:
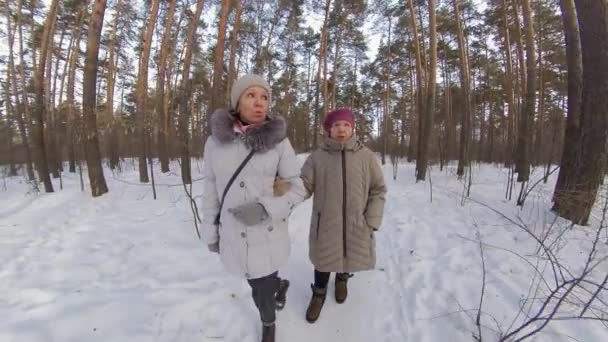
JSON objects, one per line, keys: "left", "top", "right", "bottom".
{"left": 201, "top": 109, "right": 307, "bottom": 279}
{"left": 301, "top": 135, "right": 386, "bottom": 273}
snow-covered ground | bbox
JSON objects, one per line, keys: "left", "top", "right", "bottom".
{"left": 1, "top": 159, "right": 606, "bottom": 342}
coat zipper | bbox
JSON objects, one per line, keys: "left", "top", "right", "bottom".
{"left": 342, "top": 149, "right": 347, "bottom": 258}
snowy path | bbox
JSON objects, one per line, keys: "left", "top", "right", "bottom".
{"left": 1, "top": 161, "right": 607, "bottom": 342}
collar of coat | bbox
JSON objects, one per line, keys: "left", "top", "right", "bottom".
{"left": 322, "top": 134, "right": 363, "bottom": 152}
{"left": 210, "top": 108, "right": 287, "bottom": 153}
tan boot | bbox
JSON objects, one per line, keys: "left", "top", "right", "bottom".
{"left": 335, "top": 273, "right": 352, "bottom": 304}
{"left": 305, "top": 285, "right": 327, "bottom": 323}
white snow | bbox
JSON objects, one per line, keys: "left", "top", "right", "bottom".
{"left": 1, "top": 159, "right": 606, "bottom": 342}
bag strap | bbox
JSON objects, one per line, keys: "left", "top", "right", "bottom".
{"left": 214, "top": 149, "right": 256, "bottom": 225}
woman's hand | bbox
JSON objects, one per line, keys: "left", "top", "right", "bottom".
{"left": 273, "top": 177, "right": 291, "bottom": 196}
{"left": 208, "top": 242, "right": 220, "bottom": 253}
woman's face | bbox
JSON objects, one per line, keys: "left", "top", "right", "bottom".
{"left": 330, "top": 120, "right": 354, "bottom": 143}
{"left": 238, "top": 86, "right": 269, "bottom": 124}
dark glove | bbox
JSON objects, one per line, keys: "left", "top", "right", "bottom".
{"left": 208, "top": 242, "right": 219, "bottom": 253}
{"left": 228, "top": 202, "right": 269, "bottom": 226}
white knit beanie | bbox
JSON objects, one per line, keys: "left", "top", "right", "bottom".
{"left": 230, "top": 74, "right": 272, "bottom": 111}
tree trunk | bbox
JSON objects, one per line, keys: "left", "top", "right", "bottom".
{"left": 157, "top": 0, "right": 177, "bottom": 173}
{"left": 45, "top": 32, "right": 60, "bottom": 180}
{"left": 536, "top": 20, "right": 545, "bottom": 166}
{"left": 31, "top": 0, "right": 59, "bottom": 193}
{"left": 313, "top": 0, "right": 332, "bottom": 148}
{"left": 16, "top": 0, "right": 35, "bottom": 141}
{"left": 416, "top": 0, "right": 437, "bottom": 182}
{"left": 516, "top": 0, "right": 537, "bottom": 183}
{"left": 106, "top": 1, "right": 121, "bottom": 170}
{"left": 49, "top": 28, "right": 66, "bottom": 177}
{"left": 135, "top": 0, "right": 161, "bottom": 183}
{"left": 330, "top": 32, "right": 343, "bottom": 111}
{"left": 82, "top": 0, "right": 109, "bottom": 197}
{"left": 554, "top": 0, "right": 608, "bottom": 225}
{"left": 4, "top": 0, "right": 36, "bottom": 181}
{"left": 454, "top": 0, "right": 472, "bottom": 178}
{"left": 553, "top": 0, "right": 582, "bottom": 213}
{"left": 51, "top": 28, "right": 66, "bottom": 111}
{"left": 501, "top": 0, "right": 517, "bottom": 168}
{"left": 58, "top": 31, "right": 75, "bottom": 106}
{"left": 512, "top": 0, "right": 528, "bottom": 174}
{"left": 178, "top": 0, "right": 205, "bottom": 185}
{"left": 488, "top": 91, "right": 496, "bottom": 162}
{"left": 165, "top": 4, "right": 188, "bottom": 162}
{"left": 442, "top": 37, "right": 454, "bottom": 163}
{"left": 406, "top": 52, "right": 417, "bottom": 162}
{"left": 226, "top": 0, "right": 243, "bottom": 99}
{"left": 66, "top": 0, "right": 89, "bottom": 174}
{"left": 3, "top": 89, "right": 18, "bottom": 177}
{"left": 206, "top": 0, "right": 230, "bottom": 139}
{"left": 382, "top": 17, "right": 392, "bottom": 166}
{"left": 408, "top": 0, "right": 425, "bottom": 172}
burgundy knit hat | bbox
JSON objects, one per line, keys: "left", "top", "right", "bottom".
{"left": 323, "top": 108, "right": 355, "bottom": 133}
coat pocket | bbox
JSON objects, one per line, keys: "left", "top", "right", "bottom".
{"left": 315, "top": 212, "right": 322, "bottom": 240}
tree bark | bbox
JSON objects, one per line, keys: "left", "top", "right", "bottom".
{"left": 157, "top": 0, "right": 177, "bottom": 173}
{"left": 226, "top": 0, "right": 243, "bottom": 99}
{"left": 4, "top": 0, "right": 36, "bottom": 181}
{"left": 554, "top": 0, "right": 608, "bottom": 225}
{"left": 106, "top": 1, "right": 121, "bottom": 170}
{"left": 536, "top": 18, "right": 545, "bottom": 166}
{"left": 66, "top": 0, "right": 89, "bottom": 174}
{"left": 454, "top": 0, "right": 472, "bottom": 178}
{"left": 330, "top": 31, "right": 343, "bottom": 111}
{"left": 516, "top": 0, "right": 537, "bottom": 183}
{"left": 406, "top": 52, "right": 418, "bottom": 162}
{"left": 48, "top": 27, "right": 66, "bottom": 177}
{"left": 408, "top": 0, "right": 425, "bottom": 172}
{"left": 178, "top": 0, "right": 205, "bottom": 184}
{"left": 501, "top": 0, "right": 517, "bottom": 168}
{"left": 82, "top": 0, "right": 109, "bottom": 197}
{"left": 135, "top": 0, "right": 161, "bottom": 183}
{"left": 512, "top": 0, "right": 528, "bottom": 174}
{"left": 416, "top": 0, "right": 437, "bottom": 182}
{"left": 31, "top": 0, "right": 60, "bottom": 192}
{"left": 206, "top": 0, "right": 230, "bottom": 139}
{"left": 382, "top": 17, "right": 392, "bottom": 165}
{"left": 553, "top": 0, "right": 582, "bottom": 214}
{"left": 45, "top": 30, "right": 60, "bottom": 179}
{"left": 313, "top": 0, "right": 332, "bottom": 148}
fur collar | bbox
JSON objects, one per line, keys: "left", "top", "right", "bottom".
{"left": 210, "top": 108, "right": 287, "bottom": 152}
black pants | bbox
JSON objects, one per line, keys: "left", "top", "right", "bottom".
{"left": 247, "top": 271, "right": 280, "bottom": 324}
{"left": 314, "top": 270, "right": 352, "bottom": 289}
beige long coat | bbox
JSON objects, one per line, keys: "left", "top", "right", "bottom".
{"left": 301, "top": 135, "right": 386, "bottom": 273}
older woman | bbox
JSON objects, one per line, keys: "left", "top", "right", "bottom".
{"left": 201, "top": 74, "right": 306, "bottom": 342}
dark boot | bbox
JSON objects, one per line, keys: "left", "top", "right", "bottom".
{"left": 305, "top": 285, "right": 327, "bottom": 323}
{"left": 275, "top": 279, "right": 290, "bottom": 310}
{"left": 261, "top": 322, "right": 275, "bottom": 342}
{"left": 335, "top": 273, "right": 353, "bottom": 304}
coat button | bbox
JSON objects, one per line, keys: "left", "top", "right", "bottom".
{"left": 241, "top": 232, "right": 246, "bottom": 238}
{"left": 268, "top": 226, "right": 274, "bottom": 232}
{"left": 239, "top": 181, "right": 245, "bottom": 187}
{"left": 245, "top": 273, "right": 250, "bottom": 278}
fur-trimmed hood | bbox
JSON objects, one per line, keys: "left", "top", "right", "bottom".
{"left": 210, "top": 108, "right": 287, "bottom": 152}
